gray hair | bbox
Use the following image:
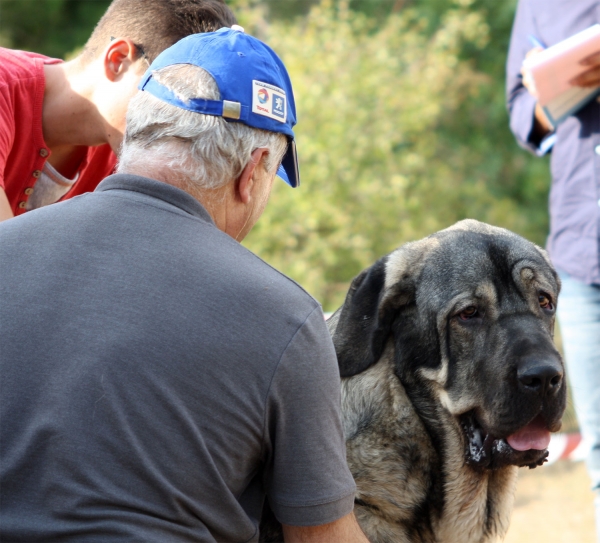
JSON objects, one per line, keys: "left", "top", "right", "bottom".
{"left": 118, "top": 64, "right": 288, "bottom": 190}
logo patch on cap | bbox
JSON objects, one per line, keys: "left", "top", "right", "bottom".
{"left": 252, "top": 80, "right": 286, "bottom": 123}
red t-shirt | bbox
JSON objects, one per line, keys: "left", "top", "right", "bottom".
{"left": 0, "top": 48, "right": 117, "bottom": 216}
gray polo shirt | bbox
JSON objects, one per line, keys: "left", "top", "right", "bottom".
{"left": 0, "top": 174, "right": 355, "bottom": 542}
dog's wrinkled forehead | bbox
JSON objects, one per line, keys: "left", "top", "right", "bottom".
{"left": 384, "top": 219, "right": 557, "bottom": 298}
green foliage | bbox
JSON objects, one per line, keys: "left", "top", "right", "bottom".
{"left": 0, "top": 0, "right": 110, "bottom": 58}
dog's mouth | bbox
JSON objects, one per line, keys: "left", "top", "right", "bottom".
{"left": 460, "top": 412, "right": 550, "bottom": 470}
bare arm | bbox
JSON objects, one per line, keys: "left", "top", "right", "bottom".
{"left": 0, "top": 187, "right": 14, "bottom": 222}
{"left": 282, "top": 512, "right": 370, "bottom": 543}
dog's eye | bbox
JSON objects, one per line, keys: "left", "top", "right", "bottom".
{"left": 538, "top": 292, "right": 554, "bottom": 311}
{"left": 459, "top": 306, "right": 478, "bottom": 320}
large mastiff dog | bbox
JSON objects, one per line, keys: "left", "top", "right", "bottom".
{"left": 262, "top": 219, "right": 566, "bottom": 542}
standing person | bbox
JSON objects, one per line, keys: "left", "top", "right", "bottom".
{"left": 507, "top": 0, "right": 600, "bottom": 538}
{"left": 0, "top": 0, "right": 236, "bottom": 221}
{"left": 0, "top": 28, "right": 368, "bottom": 542}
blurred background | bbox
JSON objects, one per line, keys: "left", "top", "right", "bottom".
{"left": 0, "top": 2, "right": 592, "bottom": 539}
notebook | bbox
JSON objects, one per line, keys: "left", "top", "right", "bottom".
{"left": 524, "top": 24, "right": 600, "bottom": 126}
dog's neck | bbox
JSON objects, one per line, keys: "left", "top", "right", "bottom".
{"left": 341, "top": 350, "right": 517, "bottom": 543}
{"left": 431, "top": 420, "right": 518, "bottom": 541}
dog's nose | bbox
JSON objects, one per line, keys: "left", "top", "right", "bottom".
{"left": 517, "top": 358, "right": 563, "bottom": 396}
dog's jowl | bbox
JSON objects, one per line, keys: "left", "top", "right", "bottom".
{"left": 329, "top": 219, "right": 566, "bottom": 543}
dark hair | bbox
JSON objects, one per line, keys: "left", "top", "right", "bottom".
{"left": 81, "top": 0, "right": 237, "bottom": 64}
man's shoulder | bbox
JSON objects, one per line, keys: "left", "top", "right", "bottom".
{"left": 108, "top": 179, "right": 321, "bottom": 312}
{"left": 0, "top": 48, "right": 60, "bottom": 84}
{"left": 1, "top": 176, "right": 323, "bottom": 329}
{"left": 205, "top": 230, "right": 322, "bottom": 315}
{"left": 148, "top": 202, "right": 323, "bottom": 325}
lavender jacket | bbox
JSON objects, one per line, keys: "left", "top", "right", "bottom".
{"left": 506, "top": 0, "right": 600, "bottom": 285}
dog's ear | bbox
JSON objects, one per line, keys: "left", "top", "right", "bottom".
{"left": 331, "top": 239, "right": 433, "bottom": 377}
{"left": 331, "top": 255, "right": 415, "bottom": 377}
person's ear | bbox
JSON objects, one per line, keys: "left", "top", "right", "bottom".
{"left": 103, "top": 38, "right": 139, "bottom": 82}
{"left": 237, "top": 148, "right": 269, "bottom": 204}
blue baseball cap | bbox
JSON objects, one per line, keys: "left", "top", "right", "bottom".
{"left": 138, "top": 26, "right": 299, "bottom": 188}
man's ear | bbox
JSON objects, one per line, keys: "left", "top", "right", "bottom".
{"left": 237, "top": 148, "right": 269, "bottom": 204}
{"left": 103, "top": 38, "right": 140, "bottom": 81}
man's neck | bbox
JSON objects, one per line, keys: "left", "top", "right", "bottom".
{"left": 42, "top": 60, "right": 111, "bottom": 177}
{"left": 119, "top": 165, "right": 239, "bottom": 237}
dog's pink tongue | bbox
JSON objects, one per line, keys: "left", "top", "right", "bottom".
{"left": 506, "top": 419, "right": 551, "bottom": 451}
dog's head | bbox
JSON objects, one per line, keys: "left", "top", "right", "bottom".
{"left": 330, "top": 219, "right": 566, "bottom": 470}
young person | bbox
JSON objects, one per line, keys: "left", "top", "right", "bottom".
{"left": 0, "top": 0, "right": 236, "bottom": 221}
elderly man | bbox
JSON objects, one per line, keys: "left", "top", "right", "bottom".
{"left": 0, "top": 29, "right": 367, "bottom": 542}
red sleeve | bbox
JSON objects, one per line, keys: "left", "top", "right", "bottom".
{"left": 0, "top": 82, "right": 16, "bottom": 190}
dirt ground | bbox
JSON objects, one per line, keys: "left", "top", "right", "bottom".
{"left": 504, "top": 460, "right": 595, "bottom": 542}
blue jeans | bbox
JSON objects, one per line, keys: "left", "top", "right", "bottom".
{"left": 556, "top": 271, "right": 600, "bottom": 539}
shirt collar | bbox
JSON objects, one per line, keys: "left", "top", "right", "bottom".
{"left": 95, "top": 173, "right": 215, "bottom": 225}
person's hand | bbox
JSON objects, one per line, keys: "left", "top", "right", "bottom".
{"left": 520, "top": 48, "right": 552, "bottom": 134}
{"left": 521, "top": 46, "right": 544, "bottom": 98}
{"left": 571, "top": 50, "right": 600, "bottom": 87}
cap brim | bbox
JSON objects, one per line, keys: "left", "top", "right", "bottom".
{"left": 276, "top": 164, "right": 291, "bottom": 186}
{"left": 276, "top": 139, "right": 299, "bottom": 188}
